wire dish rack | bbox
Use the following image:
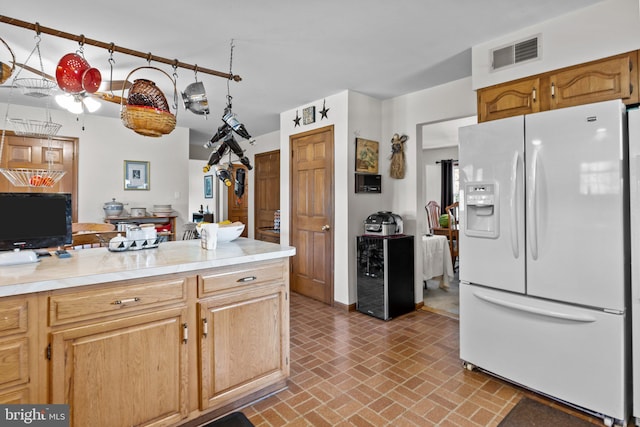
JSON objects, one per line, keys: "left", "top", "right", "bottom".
{"left": 13, "top": 78, "right": 57, "bottom": 98}
{"left": 0, "top": 168, "right": 66, "bottom": 187}
{"left": 7, "top": 118, "right": 62, "bottom": 138}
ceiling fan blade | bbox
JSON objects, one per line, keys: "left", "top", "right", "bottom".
{"left": 92, "top": 91, "right": 125, "bottom": 105}
{"left": 98, "top": 80, "right": 132, "bottom": 92}
{"left": 14, "top": 62, "right": 55, "bottom": 82}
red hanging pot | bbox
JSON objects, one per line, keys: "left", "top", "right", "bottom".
{"left": 56, "top": 53, "right": 101, "bottom": 94}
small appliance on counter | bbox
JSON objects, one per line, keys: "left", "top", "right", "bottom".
{"left": 363, "top": 211, "right": 403, "bottom": 236}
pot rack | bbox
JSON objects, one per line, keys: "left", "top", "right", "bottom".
{"left": 0, "top": 15, "right": 242, "bottom": 82}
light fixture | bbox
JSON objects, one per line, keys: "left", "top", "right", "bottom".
{"left": 55, "top": 93, "right": 101, "bottom": 114}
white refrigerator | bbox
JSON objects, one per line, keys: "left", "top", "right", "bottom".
{"left": 630, "top": 107, "right": 640, "bottom": 425}
{"left": 459, "top": 100, "right": 630, "bottom": 426}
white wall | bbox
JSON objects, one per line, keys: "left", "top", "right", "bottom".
{"left": 279, "top": 83, "right": 476, "bottom": 306}
{"left": 383, "top": 77, "right": 477, "bottom": 303}
{"left": 279, "top": 91, "right": 350, "bottom": 303}
{"left": 2, "top": 104, "right": 190, "bottom": 235}
{"left": 346, "top": 91, "right": 386, "bottom": 304}
{"left": 472, "top": 0, "right": 640, "bottom": 89}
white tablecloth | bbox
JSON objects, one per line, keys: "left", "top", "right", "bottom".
{"left": 421, "top": 234, "right": 454, "bottom": 289}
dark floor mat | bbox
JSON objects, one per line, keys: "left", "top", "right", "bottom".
{"left": 201, "top": 412, "right": 254, "bottom": 427}
{"left": 498, "top": 397, "right": 597, "bottom": 426}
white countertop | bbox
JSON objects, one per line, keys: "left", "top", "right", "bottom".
{"left": 0, "top": 238, "right": 296, "bottom": 297}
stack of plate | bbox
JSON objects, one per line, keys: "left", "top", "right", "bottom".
{"left": 152, "top": 204, "right": 173, "bottom": 216}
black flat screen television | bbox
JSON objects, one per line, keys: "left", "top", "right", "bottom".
{"left": 0, "top": 192, "right": 72, "bottom": 251}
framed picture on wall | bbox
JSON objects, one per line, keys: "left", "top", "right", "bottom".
{"left": 124, "top": 160, "right": 150, "bottom": 190}
{"left": 355, "top": 138, "right": 379, "bottom": 174}
{"left": 204, "top": 175, "right": 213, "bottom": 198}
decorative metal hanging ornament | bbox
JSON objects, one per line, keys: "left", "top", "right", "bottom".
{"left": 319, "top": 99, "right": 330, "bottom": 119}
{"left": 293, "top": 110, "right": 301, "bottom": 127}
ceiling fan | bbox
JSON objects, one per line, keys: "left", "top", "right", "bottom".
{"left": 0, "top": 61, "right": 132, "bottom": 113}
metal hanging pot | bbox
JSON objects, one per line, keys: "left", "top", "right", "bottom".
{"left": 181, "top": 81, "right": 209, "bottom": 116}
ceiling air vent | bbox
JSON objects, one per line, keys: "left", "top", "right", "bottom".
{"left": 491, "top": 35, "right": 540, "bottom": 71}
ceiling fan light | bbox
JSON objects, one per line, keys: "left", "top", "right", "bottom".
{"left": 55, "top": 93, "right": 73, "bottom": 110}
{"left": 67, "top": 100, "right": 84, "bottom": 115}
{"left": 83, "top": 97, "right": 101, "bottom": 113}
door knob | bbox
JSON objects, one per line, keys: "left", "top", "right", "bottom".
{"left": 321, "top": 224, "right": 330, "bottom": 231}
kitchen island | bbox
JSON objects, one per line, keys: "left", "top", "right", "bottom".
{"left": 0, "top": 238, "right": 295, "bottom": 427}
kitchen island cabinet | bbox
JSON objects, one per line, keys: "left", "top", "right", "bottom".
{"left": 198, "top": 260, "right": 289, "bottom": 411}
{"left": 0, "top": 239, "right": 295, "bottom": 427}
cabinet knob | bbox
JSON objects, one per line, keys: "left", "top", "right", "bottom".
{"left": 321, "top": 224, "right": 330, "bottom": 231}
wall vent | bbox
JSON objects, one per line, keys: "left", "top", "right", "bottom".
{"left": 491, "top": 35, "right": 540, "bottom": 71}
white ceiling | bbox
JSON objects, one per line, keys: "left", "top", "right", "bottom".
{"left": 0, "top": 1, "right": 605, "bottom": 146}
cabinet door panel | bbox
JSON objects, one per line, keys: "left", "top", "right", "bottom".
{"left": 549, "top": 52, "right": 638, "bottom": 109}
{"left": 199, "top": 283, "right": 288, "bottom": 410}
{"left": 478, "top": 78, "right": 540, "bottom": 122}
{"left": 50, "top": 308, "right": 188, "bottom": 427}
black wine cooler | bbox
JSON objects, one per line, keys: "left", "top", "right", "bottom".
{"left": 356, "top": 234, "right": 414, "bottom": 320}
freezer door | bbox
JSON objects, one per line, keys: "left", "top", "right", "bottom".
{"left": 629, "top": 108, "right": 640, "bottom": 419}
{"left": 460, "top": 284, "right": 628, "bottom": 421}
{"left": 459, "top": 116, "right": 525, "bottom": 293}
{"left": 525, "top": 100, "right": 626, "bottom": 311}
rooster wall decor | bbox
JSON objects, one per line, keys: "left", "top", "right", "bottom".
{"left": 389, "top": 133, "right": 408, "bottom": 179}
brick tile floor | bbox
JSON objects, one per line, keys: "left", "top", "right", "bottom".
{"left": 242, "top": 292, "right": 603, "bottom": 426}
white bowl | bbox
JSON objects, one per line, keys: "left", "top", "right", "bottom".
{"left": 217, "top": 224, "right": 245, "bottom": 243}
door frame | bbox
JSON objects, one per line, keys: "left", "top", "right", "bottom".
{"left": 289, "top": 125, "right": 335, "bottom": 305}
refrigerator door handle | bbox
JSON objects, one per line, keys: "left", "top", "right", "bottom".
{"left": 473, "top": 292, "right": 597, "bottom": 323}
{"left": 509, "top": 151, "right": 520, "bottom": 258}
{"left": 528, "top": 146, "right": 539, "bottom": 260}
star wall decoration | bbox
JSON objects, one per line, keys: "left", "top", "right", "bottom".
{"left": 293, "top": 110, "right": 301, "bottom": 127}
{"left": 319, "top": 99, "right": 330, "bottom": 119}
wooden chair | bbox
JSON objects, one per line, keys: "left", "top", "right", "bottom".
{"left": 71, "top": 223, "right": 118, "bottom": 248}
{"left": 445, "top": 202, "right": 459, "bottom": 268}
{"left": 425, "top": 201, "right": 441, "bottom": 233}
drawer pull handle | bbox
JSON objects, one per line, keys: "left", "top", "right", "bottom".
{"left": 202, "top": 318, "right": 208, "bottom": 338}
{"left": 237, "top": 276, "right": 257, "bottom": 283}
{"left": 112, "top": 297, "right": 141, "bottom": 305}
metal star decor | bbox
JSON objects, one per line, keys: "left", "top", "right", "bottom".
{"left": 319, "top": 99, "right": 330, "bottom": 119}
{"left": 293, "top": 110, "right": 301, "bottom": 127}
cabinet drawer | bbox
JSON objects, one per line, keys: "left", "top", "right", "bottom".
{"left": 49, "top": 278, "right": 187, "bottom": 326}
{"left": 0, "top": 297, "right": 28, "bottom": 337}
{"left": 198, "top": 260, "right": 285, "bottom": 297}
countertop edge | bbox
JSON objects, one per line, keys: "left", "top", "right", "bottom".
{"left": 0, "top": 239, "right": 295, "bottom": 297}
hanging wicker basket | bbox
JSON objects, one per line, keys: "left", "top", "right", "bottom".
{"left": 0, "top": 37, "right": 15, "bottom": 85}
{"left": 121, "top": 66, "right": 177, "bottom": 137}
{"left": 121, "top": 105, "right": 176, "bottom": 137}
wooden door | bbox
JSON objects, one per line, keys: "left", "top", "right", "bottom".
{"left": 254, "top": 150, "right": 280, "bottom": 236}
{"left": 290, "top": 126, "right": 334, "bottom": 304}
{"left": 227, "top": 164, "right": 248, "bottom": 237}
{"left": 0, "top": 132, "right": 79, "bottom": 220}
{"left": 50, "top": 308, "right": 188, "bottom": 427}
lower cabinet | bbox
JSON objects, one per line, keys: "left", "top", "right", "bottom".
{"left": 49, "top": 307, "right": 189, "bottom": 427}
{"left": 38, "top": 258, "right": 290, "bottom": 427}
{"left": 198, "top": 282, "right": 289, "bottom": 410}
